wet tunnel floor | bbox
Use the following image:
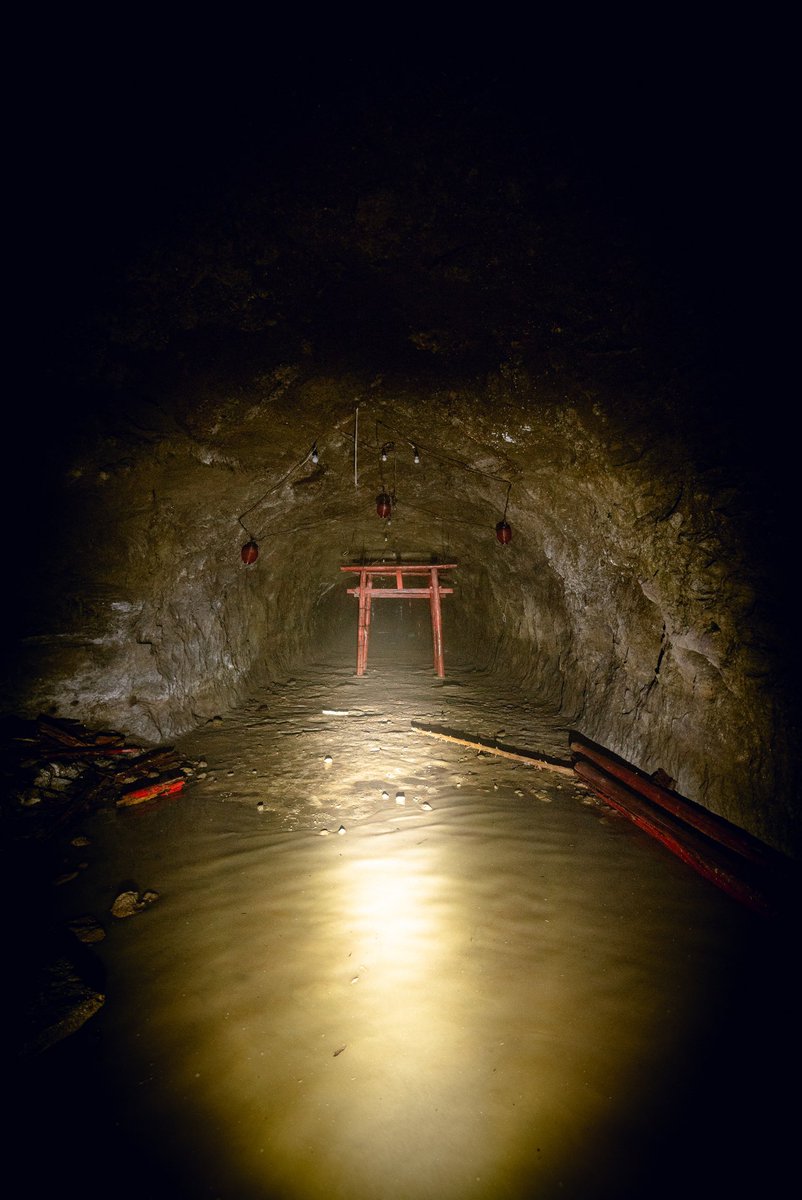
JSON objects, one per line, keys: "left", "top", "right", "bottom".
{"left": 8, "top": 655, "right": 800, "bottom": 1200}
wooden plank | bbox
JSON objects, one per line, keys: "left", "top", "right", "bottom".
{"left": 341, "top": 564, "right": 458, "bottom": 573}
{"left": 573, "top": 759, "right": 783, "bottom": 917}
{"left": 30, "top": 745, "right": 144, "bottom": 760}
{"left": 116, "top": 776, "right": 186, "bottom": 808}
{"left": 35, "top": 717, "right": 96, "bottom": 749}
{"left": 346, "top": 587, "right": 454, "bottom": 598}
{"left": 411, "top": 721, "right": 574, "bottom": 775}
{"left": 570, "top": 734, "right": 784, "bottom": 871}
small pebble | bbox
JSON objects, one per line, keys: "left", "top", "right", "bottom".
{"left": 256, "top": 801, "right": 265, "bottom": 812}
{"left": 381, "top": 791, "right": 390, "bottom": 801}
{"left": 323, "top": 755, "right": 333, "bottom": 766}
{"left": 395, "top": 791, "right": 406, "bottom": 805}
{"left": 420, "top": 801, "right": 433, "bottom": 811}
{"left": 337, "top": 825, "right": 346, "bottom": 835}
{"left": 319, "top": 828, "right": 330, "bottom": 836}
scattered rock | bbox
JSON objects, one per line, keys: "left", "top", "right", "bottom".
{"left": 53, "top": 867, "right": 80, "bottom": 885}
{"left": 111, "top": 889, "right": 159, "bottom": 919}
{"left": 21, "top": 955, "right": 105, "bottom": 1056}
{"left": 67, "top": 915, "right": 106, "bottom": 944}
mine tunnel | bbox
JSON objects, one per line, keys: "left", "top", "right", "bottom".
{"left": 4, "top": 53, "right": 800, "bottom": 1200}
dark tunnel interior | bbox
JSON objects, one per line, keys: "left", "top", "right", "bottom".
{"left": 4, "top": 28, "right": 800, "bottom": 1200}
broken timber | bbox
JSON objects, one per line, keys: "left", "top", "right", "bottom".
{"left": 570, "top": 732, "right": 796, "bottom": 918}
{"left": 5, "top": 715, "right": 193, "bottom": 831}
{"left": 411, "top": 721, "right": 575, "bottom": 776}
{"left": 410, "top": 719, "right": 795, "bottom": 917}
{"left": 116, "top": 776, "right": 187, "bottom": 808}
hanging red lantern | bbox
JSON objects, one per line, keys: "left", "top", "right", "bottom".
{"left": 495, "top": 520, "right": 512, "bottom": 544}
{"left": 241, "top": 540, "right": 259, "bottom": 564}
{"left": 376, "top": 492, "right": 393, "bottom": 519}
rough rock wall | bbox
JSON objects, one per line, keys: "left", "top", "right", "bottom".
{"left": 5, "top": 374, "right": 798, "bottom": 858}
{"left": 8, "top": 64, "right": 796, "bottom": 856}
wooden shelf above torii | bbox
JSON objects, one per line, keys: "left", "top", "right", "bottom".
{"left": 341, "top": 564, "right": 457, "bottom": 677}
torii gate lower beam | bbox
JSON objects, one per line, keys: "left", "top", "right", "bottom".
{"left": 341, "top": 564, "right": 457, "bottom": 677}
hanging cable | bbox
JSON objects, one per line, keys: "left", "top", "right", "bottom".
{"left": 237, "top": 445, "right": 316, "bottom": 539}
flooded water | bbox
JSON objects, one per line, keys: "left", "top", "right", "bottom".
{"left": 12, "top": 647, "right": 798, "bottom": 1199}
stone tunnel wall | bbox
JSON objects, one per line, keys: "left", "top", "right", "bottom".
{"left": 4, "top": 380, "right": 799, "bottom": 859}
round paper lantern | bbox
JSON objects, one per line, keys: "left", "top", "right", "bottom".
{"left": 241, "top": 540, "right": 259, "bottom": 564}
{"left": 495, "top": 520, "right": 512, "bottom": 545}
{"left": 376, "top": 492, "right": 393, "bottom": 519}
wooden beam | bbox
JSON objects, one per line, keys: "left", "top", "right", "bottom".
{"left": 430, "top": 566, "right": 444, "bottom": 677}
{"left": 411, "top": 721, "right": 574, "bottom": 775}
{"left": 346, "top": 587, "right": 454, "bottom": 598}
{"left": 341, "top": 564, "right": 458, "bottom": 573}
{"left": 570, "top": 734, "right": 784, "bottom": 871}
{"left": 573, "top": 758, "right": 788, "bottom": 918}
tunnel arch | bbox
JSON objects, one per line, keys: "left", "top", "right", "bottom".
{"left": 6, "top": 60, "right": 797, "bottom": 859}
{"left": 5, "top": 372, "right": 798, "bottom": 858}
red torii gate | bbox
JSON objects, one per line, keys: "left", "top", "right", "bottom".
{"left": 341, "top": 563, "right": 457, "bottom": 677}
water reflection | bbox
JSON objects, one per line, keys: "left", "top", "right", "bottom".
{"left": 25, "top": 739, "right": 796, "bottom": 1200}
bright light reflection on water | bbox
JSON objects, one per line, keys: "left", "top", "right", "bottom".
{"left": 32, "top": 766, "right": 794, "bottom": 1200}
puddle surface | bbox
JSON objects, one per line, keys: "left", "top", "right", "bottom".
{"left": 15, "top": 656, "right": 797, "bottom": 1199}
